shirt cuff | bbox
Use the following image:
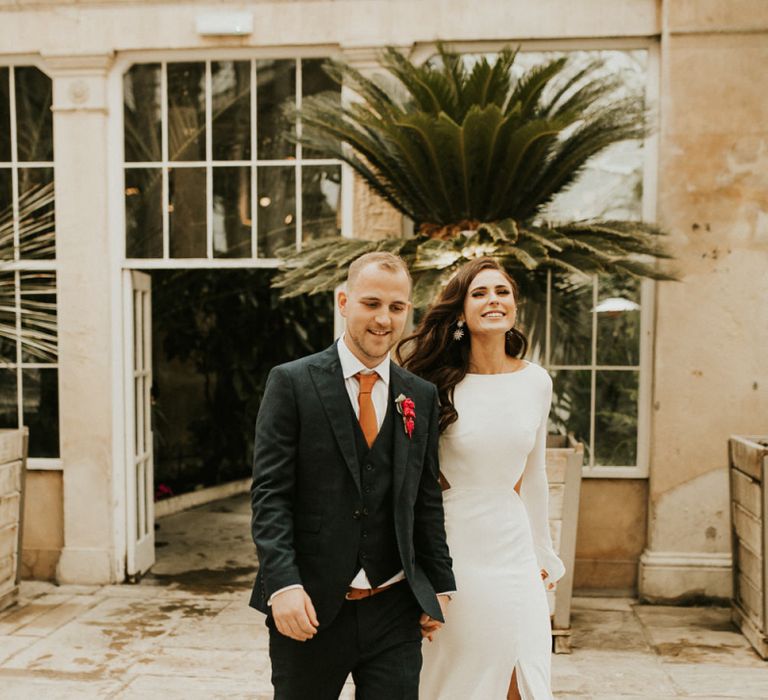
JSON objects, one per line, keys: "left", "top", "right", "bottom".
{"left": 267, "top": 584, "right": 304, "bottom": 606}
{"left": 436, "top": 591, "right": 456, "bottom": 599}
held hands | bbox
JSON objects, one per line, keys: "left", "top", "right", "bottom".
{"left": 271, "top": 588, "right": 319, "bottom": 641}
{"left": 420, "top": 594, "right": 451, "bottom": 642}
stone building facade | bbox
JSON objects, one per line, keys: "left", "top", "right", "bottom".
{"left": 0, "top": 0, "right": 766, "bottom": 600}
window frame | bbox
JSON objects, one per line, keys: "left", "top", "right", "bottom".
{"left": 119, "top": 49, "right": 348, "bottom": 269}
{"left": 0, "top": 60, "right": 60, "bottom": 471}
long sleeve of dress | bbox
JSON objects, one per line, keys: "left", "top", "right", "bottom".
{"left": 519, "top": 373, "right": 566, "bottom": 584}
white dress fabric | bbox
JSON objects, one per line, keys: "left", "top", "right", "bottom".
{"left": 420, "top": 362, "right": 565, "bottom": 700}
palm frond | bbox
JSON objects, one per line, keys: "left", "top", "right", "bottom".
{"left": 0, "top": 183, "right": 58, "bottom": 363}
{"left": 275, "top": 45, "right": 675, "bottom": 319}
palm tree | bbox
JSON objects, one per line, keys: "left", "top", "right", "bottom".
{"left": 272, "top": 46, "right": 674, "bottom": 327}
{"left": 0, "top": 181, "right": 57, "bottom": 364}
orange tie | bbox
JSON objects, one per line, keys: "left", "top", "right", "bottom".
{"left": 355, "top": 372, "right": 379, "bottom": 447}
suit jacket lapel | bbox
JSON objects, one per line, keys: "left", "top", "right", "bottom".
{"left": 309, "top": 345, "right": 362, "bottom": 495}
{"left": 390, "top": 363, "right": 413, "bottom": 501}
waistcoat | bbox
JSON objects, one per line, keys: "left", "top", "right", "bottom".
{"left": 350, "top": 397, "right": 402, "bottom": 587}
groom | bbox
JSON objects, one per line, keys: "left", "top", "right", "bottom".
{"left": 250, "top": 252, "right": 455, "bottom": 699}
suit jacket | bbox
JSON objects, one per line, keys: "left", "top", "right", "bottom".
{"left": 249, "top": 343, "right": 455, "bottom": 629}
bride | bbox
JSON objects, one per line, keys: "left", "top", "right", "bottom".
{"left": 397, "top": 257, "right": 564, "bottom": 700}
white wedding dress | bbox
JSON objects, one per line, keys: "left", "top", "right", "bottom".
{"left": 420, "top": 362, "right": 565, "bottom": 700}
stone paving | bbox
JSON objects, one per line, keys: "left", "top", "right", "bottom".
{"left": 0, "top": 493, "right": 766, "bottom": 699}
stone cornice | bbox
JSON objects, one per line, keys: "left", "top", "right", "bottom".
{"left": 41, "top": 53, "right": 115, "bottom": 75}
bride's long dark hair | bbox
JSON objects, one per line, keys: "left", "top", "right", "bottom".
{"left": 396, "top": 258, "right": 528, "bottom": 433}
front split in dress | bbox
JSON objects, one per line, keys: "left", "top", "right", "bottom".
{"left": 420, "top": 362, "right": 565, "bottom": 700}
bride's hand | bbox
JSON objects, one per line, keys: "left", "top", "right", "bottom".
{"left": 541, "top": 569, "right": 555, "bottom": 590}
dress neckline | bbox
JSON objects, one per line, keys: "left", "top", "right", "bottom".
{"left": 465, "top": 361, "right": 532, "bottom": 377}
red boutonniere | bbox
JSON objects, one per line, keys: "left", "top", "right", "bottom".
{"left": 395, "top": 394, "right": 416, "bottom": 439}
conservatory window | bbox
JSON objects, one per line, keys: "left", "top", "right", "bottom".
{"left": 524, "top": 49, "right": 653, "bottom": 476}
{"left": 123, "top": 58, "right": 343, "bottom": 261}
{"left": 0, "top": 65, "right": 59, "bottom": 462}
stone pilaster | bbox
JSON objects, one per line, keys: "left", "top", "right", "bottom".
{"left": 639, "top": 3, "right": 768, "bottom": 601}
{"left": 44, "top": 53, "right": 118, "bottom": 584}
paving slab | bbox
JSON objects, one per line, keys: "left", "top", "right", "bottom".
{"left": 660, "top": 662, "right": 768, "bottom": 698}
{"left": 113, "top": 673, "right": 271, "bottom": 699}
{"left": 0, "top": 594, "right": 75, "bottom": 635}
{"left": 0, "top": 634, "right": 38, "bottom": 664}
{"left": 552, "top": 648, "right": 678, "bottom": 697}
{"left": 568, "top": 608, "right": 650, "bottom": 653}
{"left": 0, "top": 671, "right": 122, "bottom": 698}
{"left": 571, "top": 597, "right": 636, "bottom": 613}
{"left": 634, "top": 604, "right": 766, "bottom": 669}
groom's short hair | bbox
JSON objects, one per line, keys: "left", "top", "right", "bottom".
{"left": 347, "top": 252, "right": 412, "bottom": 292}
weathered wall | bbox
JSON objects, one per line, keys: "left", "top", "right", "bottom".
{"left": 640, "top": 1, "right": 768, "bottom": 601}
{"left": 21, "top": 471, "right": 63, "bottom": 581}
{"left": 575, "top": 479, "right": 648, "bottom": 594}
{"left": 0, "top": 1, "right": 658, "bottom": 53}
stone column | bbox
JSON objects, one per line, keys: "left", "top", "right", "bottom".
{"left": 45, "top": 54, "right": 118, "bottom": 584}
{"left": 639, "top": 3, "right": 768, "bottom": 600}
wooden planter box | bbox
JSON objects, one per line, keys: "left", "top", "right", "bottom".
{"left": 546, "top": 434, "right": 584, "bottom": 653}
{"left": 730, "top": 434, "right": 768, "bottom": 658}
{"left": 0, "top": 429, "right": 28, "bottom": 612}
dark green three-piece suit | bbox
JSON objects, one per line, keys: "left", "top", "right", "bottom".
{"left": 250, "top": 343, "right": 455, "bottom": 699}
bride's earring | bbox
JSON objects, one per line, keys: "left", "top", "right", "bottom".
{"left": 453, "top": 319, "right": 465, "bottom": 341}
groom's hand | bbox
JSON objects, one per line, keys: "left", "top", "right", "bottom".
{"left": 420, "top": 594, "right": 451, "bottom": 642}
{"left": 271, "top": 588, "right": 319, "bottom": 641}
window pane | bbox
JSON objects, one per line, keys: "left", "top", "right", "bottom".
{"left": 595, "top": 370, "right": 638, "bottom": 466}
{"left": 550, "top": 369, "right": 591, "bottom": 466}
{"left": 124, "top": 63, "right": 162, "bottom": 162}
{"left": 0, "top": 68, "right": 10, "bottom": 162}
{"left": 125, "top": 168, "right": 163, "bottom": 258}
{"left": 302, "top": 164, "right": 341, "bottom": 241}
{"left": 257, "top": 60, "right": 295, "bottom": 160}
{"left": 257, "top": 166, "right": 295, "bottom": 257}
{"left": 0, "top": 167, "right": 12, "bottom": 259}
{"left": 213, "top": 166, "right": 250, "bottom": 258}
{"left": 22, "top": 367, "right": 59, "bottom": 458}
{"left": 169, "top": 167, "right": 206, "bottom": 257}
{"left": 0, "top": 271, "right": 17, "bottom": 363}
{"left": 15, "top": 66, "right": 53, "bottom": 162}
{"left": 168, "top": 63, "right": 206, "bottom": 162}
{"left": 18, "top": 168, "right": 55, "bottom": 260}
{"left": 301, "top": 59, "right": 340, "bottom": 159}
{"left": 212, "top": 61, "right": 251, "bottom": 161}
{"left": 0, "top": 368, "right": 17, "bottom": 429}
{"left": 597, "top": 275, "right": 640, "bottom": 366}
{"left": 549, "top": 274, "right": 592, "bottom": 366}
{"left": 528, "top": 50, "right": 646, "bottom": 223}
{"left": 20, "top": 271, "right": 57, "bottom": 363}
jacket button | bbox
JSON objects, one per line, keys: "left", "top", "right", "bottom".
{"left": 365, "top": 463, "right": 373, "bottom": 471}
{"left": 352, "top": 510, "right": 361, "bottom": 520}
{"left": 364, "top": 486, "right": 372, "bottom": 494}
{"left": 362, "top": 507, "right": 369, "bottom": 516}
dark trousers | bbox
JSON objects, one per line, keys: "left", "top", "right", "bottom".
{"left": 268, "top": 582, "right": 423, "bottom": 700}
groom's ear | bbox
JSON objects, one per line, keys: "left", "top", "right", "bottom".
{"left": 338, "top": 289, "right": 348, "bottom": 317}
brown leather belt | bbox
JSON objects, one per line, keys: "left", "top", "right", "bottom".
{"left": 345, "top": 580, "right": 401, "bottom": 601}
